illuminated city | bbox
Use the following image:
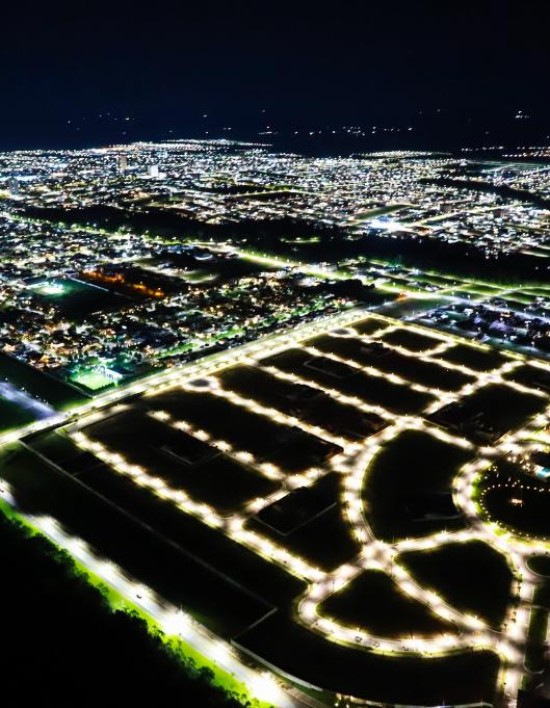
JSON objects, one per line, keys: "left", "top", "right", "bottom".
{"left": 2, "top": 0, "right": 550, "bottom": 706}
{"left": 0, "top": 136, "right": 547, "bottom": 707}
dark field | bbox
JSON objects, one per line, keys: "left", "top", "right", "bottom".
{"left": 84, "top": 410, "right": 278, "bottom": 513}
{"left": 155, "top": 251, "right": 274, "bottom": 282}
{"left": 504, "top": 364, "right": 550, "bottom": 393}
{"left": 0, "top": 396, "right": 38, "bottom": 432}
{"left": 261, "top": 348, "right": 433, "bottom": 415}
{"left": 428, "top": 384, "right": 545, "bottom": 443}
{"left": 248, "top": 474, "right": 360, "bottom": 572}
{"left": 235, "top": 613, "right": 499, "bottom": 705}
{"left": 255, "top": 472, "right": 338, "bottom": 534}
{"left": 362, "top": 430, "right": 472, "bottom": 541}
{"left": 380, "top": 328, "right": 444, "bottom": 353}
{"left": 439, "top": 343, "right": 508, "bottom": 371}
{"left": 525, "top": 606, "right": 549, "bottom": 673}
{"left": 307, "top": 334, "right": 474, "bottom": 391}
{"left": 319, "top": 569, "right": 452, "bottom": 637}
{"left": 351, "top": 318, "right": 389, "bottom": 336}
{"left": 27, "top": 432, "right": 306, "bottom": 610}
{"left": 0, "top": 446, "right": 277, "bottom": 637}
{"left": 147, "top": 389, "right": 342, "bottom": 472}
{"left": 0, "top": 509, "right": 248, "bottom": 708}
{"left": 218, "top": 365, "right": 387, "bottom": 440}
{"left": 528, "top": 555, "right": 550, "bottom": 577}
{"left": 400, "top": 541, "right": 514, "bottom": 629}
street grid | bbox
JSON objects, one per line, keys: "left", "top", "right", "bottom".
{"left": 60, "top": 311, "right": 550, "bottom": 705}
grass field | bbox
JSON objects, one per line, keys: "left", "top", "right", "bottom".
{"left": 70, "top": 370, "right": 115, "bottom": 391}
{"left": 0, "top": 352, "right": 87, "bottom": 410}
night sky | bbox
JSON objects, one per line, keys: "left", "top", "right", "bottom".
{"left": 2, "top": 0, "right": 550, "bottom": 150}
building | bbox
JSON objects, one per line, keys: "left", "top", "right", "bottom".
{"left": 118, "top": 155, "right": 128, "bottom": 174}
{"left": 9, "top": 177, "right": 20, "bottom": 197}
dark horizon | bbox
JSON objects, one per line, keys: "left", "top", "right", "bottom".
{"left": 2, "top": 0, "right": 550, "bottom": 152}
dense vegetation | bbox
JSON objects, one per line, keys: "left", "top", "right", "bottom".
{"left": 0, "top": 509, "right": 252, "bottom": 707}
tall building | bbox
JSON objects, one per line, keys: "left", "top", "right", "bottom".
{"left": 118, "top": 155, "right": 128, "bottom": 174}
{"left": 148, "top": 164, "right": 160, "bottom": 178}
{"left": 8, "top": 177, "right": 20, "bottom": 197}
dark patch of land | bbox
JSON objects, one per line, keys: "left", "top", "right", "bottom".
{"left": 0, "top": 509, "right": 250, "bottom": 708}
{"left": 428, "top": 384, "right": 545, "bottom": 444}
{"left": 352, "top": 318, "right": 389, "bottom": 336}
{"left": 438, "top": 343, "right": 508, "bottom": 372}
{"left": 308, "top": 335, "right": 474, "bottom": 392}
{"left": 247, "top": 473, "right": 360, "bottom": 572}
{"left": 400, "top": 541, "right": 514, "bottom": 629}
{"left": 84, "top": 410, "right": 278, "bottom": 513}
{"left": 217, "top": 365, "right": 387, "bottom": 440}
{"left": 319, "top": 569, "right": 453, "bottom": 637}
{"left": 0, "top": 396, "right": 38, "bottom": 432}
{"left": 152, "top": 249, "right": 273, "bottom": 282}
{"left": 147, "top": 390, "right": 342, "bottom": 472}
{"left": 528, "top": 555, "right": 550, "bottom": 578}
{"left": 380, "top": 328, "right": 443, "bottom": 352}
{"left": 235, "top": 612, "right": 499, "bottom": 705}
{"left": 504, "top": 364, "right": 550, "bottom": 393}
{"left": 261, "top": 348, "right": 433, "bottom": 415}
{"left": 1, "top": 445, "right": 304, "bottom": 637}
{"left": 525, "top": 607, "right": 549, "bottom": 673}
{"left": 362, "top": 430, "right": 472, "bottom": 541}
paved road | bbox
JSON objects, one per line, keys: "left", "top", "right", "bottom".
{"left": 0, "top": 308, "right": 379, "bottom": 706}
{"left": 0, "top": 303, "right": 377, "bottom": 450}
{"left": 0, "top": 482, "right": 302, "bottom": 708}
